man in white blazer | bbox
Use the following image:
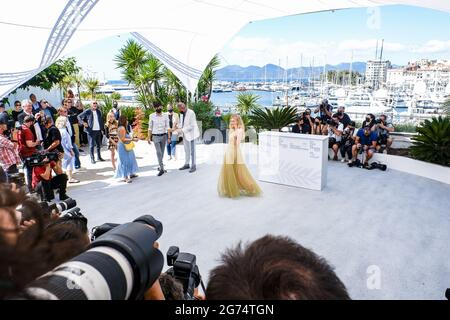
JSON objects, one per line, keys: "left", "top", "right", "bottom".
{"left": 177, "top": 102, "right": 200, "bottom": 173}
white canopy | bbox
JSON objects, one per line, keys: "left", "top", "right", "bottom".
{"left": 1, "top": 0, "right": 449, "bottom": 97}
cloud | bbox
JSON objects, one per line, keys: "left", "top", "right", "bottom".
{"left": 338, "top": 39, "right": 405, "bottom": 52}
{"left": 412, "top": 40, "right": 450, "bottom": 53}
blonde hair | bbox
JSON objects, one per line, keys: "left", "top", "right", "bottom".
{"left": 106, "top": 111, "right": 116, "bottom": 123}
{"left": 229, "top": 114, "right": 244, "bottom": 131}
{"left": 55, "top": 116, "right": 67, "bottom": 129}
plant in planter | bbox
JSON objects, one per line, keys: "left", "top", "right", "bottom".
{"left": 249, "top": 106, "right": 298, "bottom": 131}
{"left": 409, "top": 116, "right": 450, "bottom": 167}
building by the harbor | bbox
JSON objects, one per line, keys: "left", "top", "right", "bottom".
{"left": 365, "top": 60, "right": 392, "bottom": 89}
{"left": 386, "top": 59, "right": 450, "bottom": 94}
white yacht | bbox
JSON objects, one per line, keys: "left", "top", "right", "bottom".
{"left": 343, "top": 90, "right": 391, "bottom": 114}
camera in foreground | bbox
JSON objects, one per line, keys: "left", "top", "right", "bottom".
{"left": 25, "top": 215, "right": 164, "bottom": 300}
{"left": 24, "top": 152, "right": 59, "bottom": 167}
{"left": 166, "top": 246, "right": 204, "bottom": 300}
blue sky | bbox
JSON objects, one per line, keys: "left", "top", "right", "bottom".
{"left": 69, "top": 5, "right": 450, "bottom": 80}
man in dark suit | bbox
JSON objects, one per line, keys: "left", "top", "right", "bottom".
{"left": 77, "top": 101, "right": 105, "bottom": 164}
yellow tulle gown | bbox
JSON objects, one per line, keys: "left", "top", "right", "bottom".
{"left": 218, "top": 128, "right": 262, "bottom": 198}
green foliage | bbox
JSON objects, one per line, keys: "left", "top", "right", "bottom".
{"left": 119, "top": 107, "right": 137, "bottom": 124}
{"left": 111, "top": 92, "right": 121, "bottom": 100}
{"left": 394, "top": 123, "right": 417, "bottom": 133}
{"left": 18, "top": 57, "right": 80, "bottom": 91}
{"left": 236, "top": 92, "right": 260, "bottom": 116}
{"left": 99, "top": 95, "right": 113, "bottom": 121}
{"left": 249, "top": 106, "right": 298, "bottom": 131}
{"left": 84, "top": 77, "right": 100, "bottom": 99}
{"left": 80, "top": 91, "right": 91, "bottom": 100}
{"left": 324, "top": 70, "right": 362, "bottom": 85}
{"left": 409, "top": 116, "right": 450, "bottom": 167}
{"left": 191, "top": 101, "right": 215, "bottom": 132}
{"left": 196, "top": 54, "right": 221, "bottom": 102}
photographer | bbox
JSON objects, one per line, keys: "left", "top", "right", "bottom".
{"left": 291, "top": 117, "right": 304, "bottom": 134}
{"left": 327, "top": 115, "right": 344, "bottom": 161}
{"left": 39, "top": 99, "right": 57, "bottom": 124}
{"left": 375, "top": 114, "right": 395, "bottom": 152}
{"left": 301, "top": 109, "right": 314, "bottom": 134}
{"left": 43, "top": 117, "right": 63, "bottom": 154}
{"left": 335, "top": 106, "right": 352, "bottom": 128}
{"left": 18, "top": 115, "right": 41, "bottom": 192}
{"left": 206, "top": 235, "right": 350, "bottom": 299}
{"left": 362, "top": 113, "right": 376, "bottom": 131}
{"left": 350, "top": 125, "right": 378, "bottom": 168}
{"left": 0, "top": 184, "right": 90, "bottom": 299}
{"left": 313, "top": 117, "right": 323, "bottom": 135}
{"left": 339, "top": 121, "right": 356, "bottom": 162}
{"left": 0, "top": 102, "right": 9, "bottom": 126}
{"left": 0, "top": 122, "right": 21, "bottom": 179}
{"left": 32, "top": 156, "right": 69, "bottom": 202}
{"left": 314, "top": 99, "right": 333, "bottom": 133}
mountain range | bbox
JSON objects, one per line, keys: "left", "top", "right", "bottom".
{"left": 216, "top": 62, "right": 368, "bottom": 81}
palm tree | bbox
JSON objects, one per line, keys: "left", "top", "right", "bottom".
{"left": 71, "top": 72, "right": 84, "bottom": 101}
{"left": 236, "top": 92, "right": 260, "bottom": 115}
{"left": 197, "top": 54, "right": 221, "bottom": 102}
{"left": 409, "top": 116, "right": 450, "bottom": 166}
{"left": 59, "top": 75, "right": 74, "bottom": 97}
{"left": 140, "top": 53, "right": 164, "bottom": 100}
{"left": 84, "top": 77, "right": 100, "bottom": 99}
{"left": 115, "top": 39, "right": 151, "bottom": 107}
{"left": 249, "top": 106, "right": 298, "bottom": 131}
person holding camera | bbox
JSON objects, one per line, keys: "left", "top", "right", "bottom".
{"left": 350, "top": 125, "right": 378, "bottom": 168}
{"left": 292, "top": 117, "right": 304, "bottom": 134}
{"left": 335, "top": 106, "right": 351, "bottom": 128}
{"left": 0, "top": 122, "right": 21, "bottom": 179}
{"left": 300, "top": 109, "right": 314, "bottom": 134}
{"left": 32, "top": 155, "right": 69, "bottom": 202}
{"left": 18, "top": 115, "right": 41, "bottom": 192}
{"left": 327, "top": 115, "right": 344, "bottom": 161}
{"left": 339, "top": 121, "right": 356, "bottom": 162}
{"left": 0, "top": 102, "right": 9, "bottom": 126}
{"left": 313, "top": 116, "right": 323, "bottom": 135}
{"left": 375, "top": 114, "right": 395, "bottom": 152}
{"left": 362, "top": 113, "right": 377, "bottom": 131}
{"left": 206, "top": 235, "right": 350, "bottom": 299}
{"left": 314, "top": 99, "right": 333, "bottom": 133}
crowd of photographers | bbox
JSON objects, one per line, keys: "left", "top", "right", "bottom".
{"left": 0, "top": 181, "right": 350, "bottom": 300}
{"left": 0, "top": 92, "right": 89, "bottom": 203}
{"left": 292, "top": 99, "right": 395, "bottom": 169}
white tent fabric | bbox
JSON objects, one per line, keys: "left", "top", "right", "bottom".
{"left": 1, "top": 0, "right": 449, "bottom": 98}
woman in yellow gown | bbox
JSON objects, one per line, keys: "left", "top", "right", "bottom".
{"left": 218, "top": 114, "right": 262, "bottom": 198}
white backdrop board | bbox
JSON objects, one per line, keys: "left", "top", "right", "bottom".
{"left": 258, "top": 131, "right": 328, "bottom": 191}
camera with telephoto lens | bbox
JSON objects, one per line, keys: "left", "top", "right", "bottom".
{"left": 38, "top": 197, "right": 78, "bottom": 214}
{"left": 375, "top": 118, "right": 383, "bottom": 124}
{"left": 367, "top": 162, "right": 387, "bottom": 171}
{"left": 348, "top": 159, "right": 362, "bottom": 168}
{"left": 24, "top": 215, "right": 164, "bottom": 300}
{"left": 24, "top": 151, "right": 59, "bottom": 167}
{"left": 7, "top": 172, "right": 26, "bottom": 187}
{"left": 165, "top": 246, "right": 203, "bottom": 300}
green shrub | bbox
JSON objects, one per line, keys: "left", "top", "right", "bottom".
{"left": 409, "top": 116, "right": 450, "bottom": 167}
{"left": 249, "top": 106, "right": 298, "bottom": 131}
{"left": 191, "top": 101, "right": 214, "bottom": 133}
{"left": 394, "top": 123, "right": 417, "bottom": 133}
